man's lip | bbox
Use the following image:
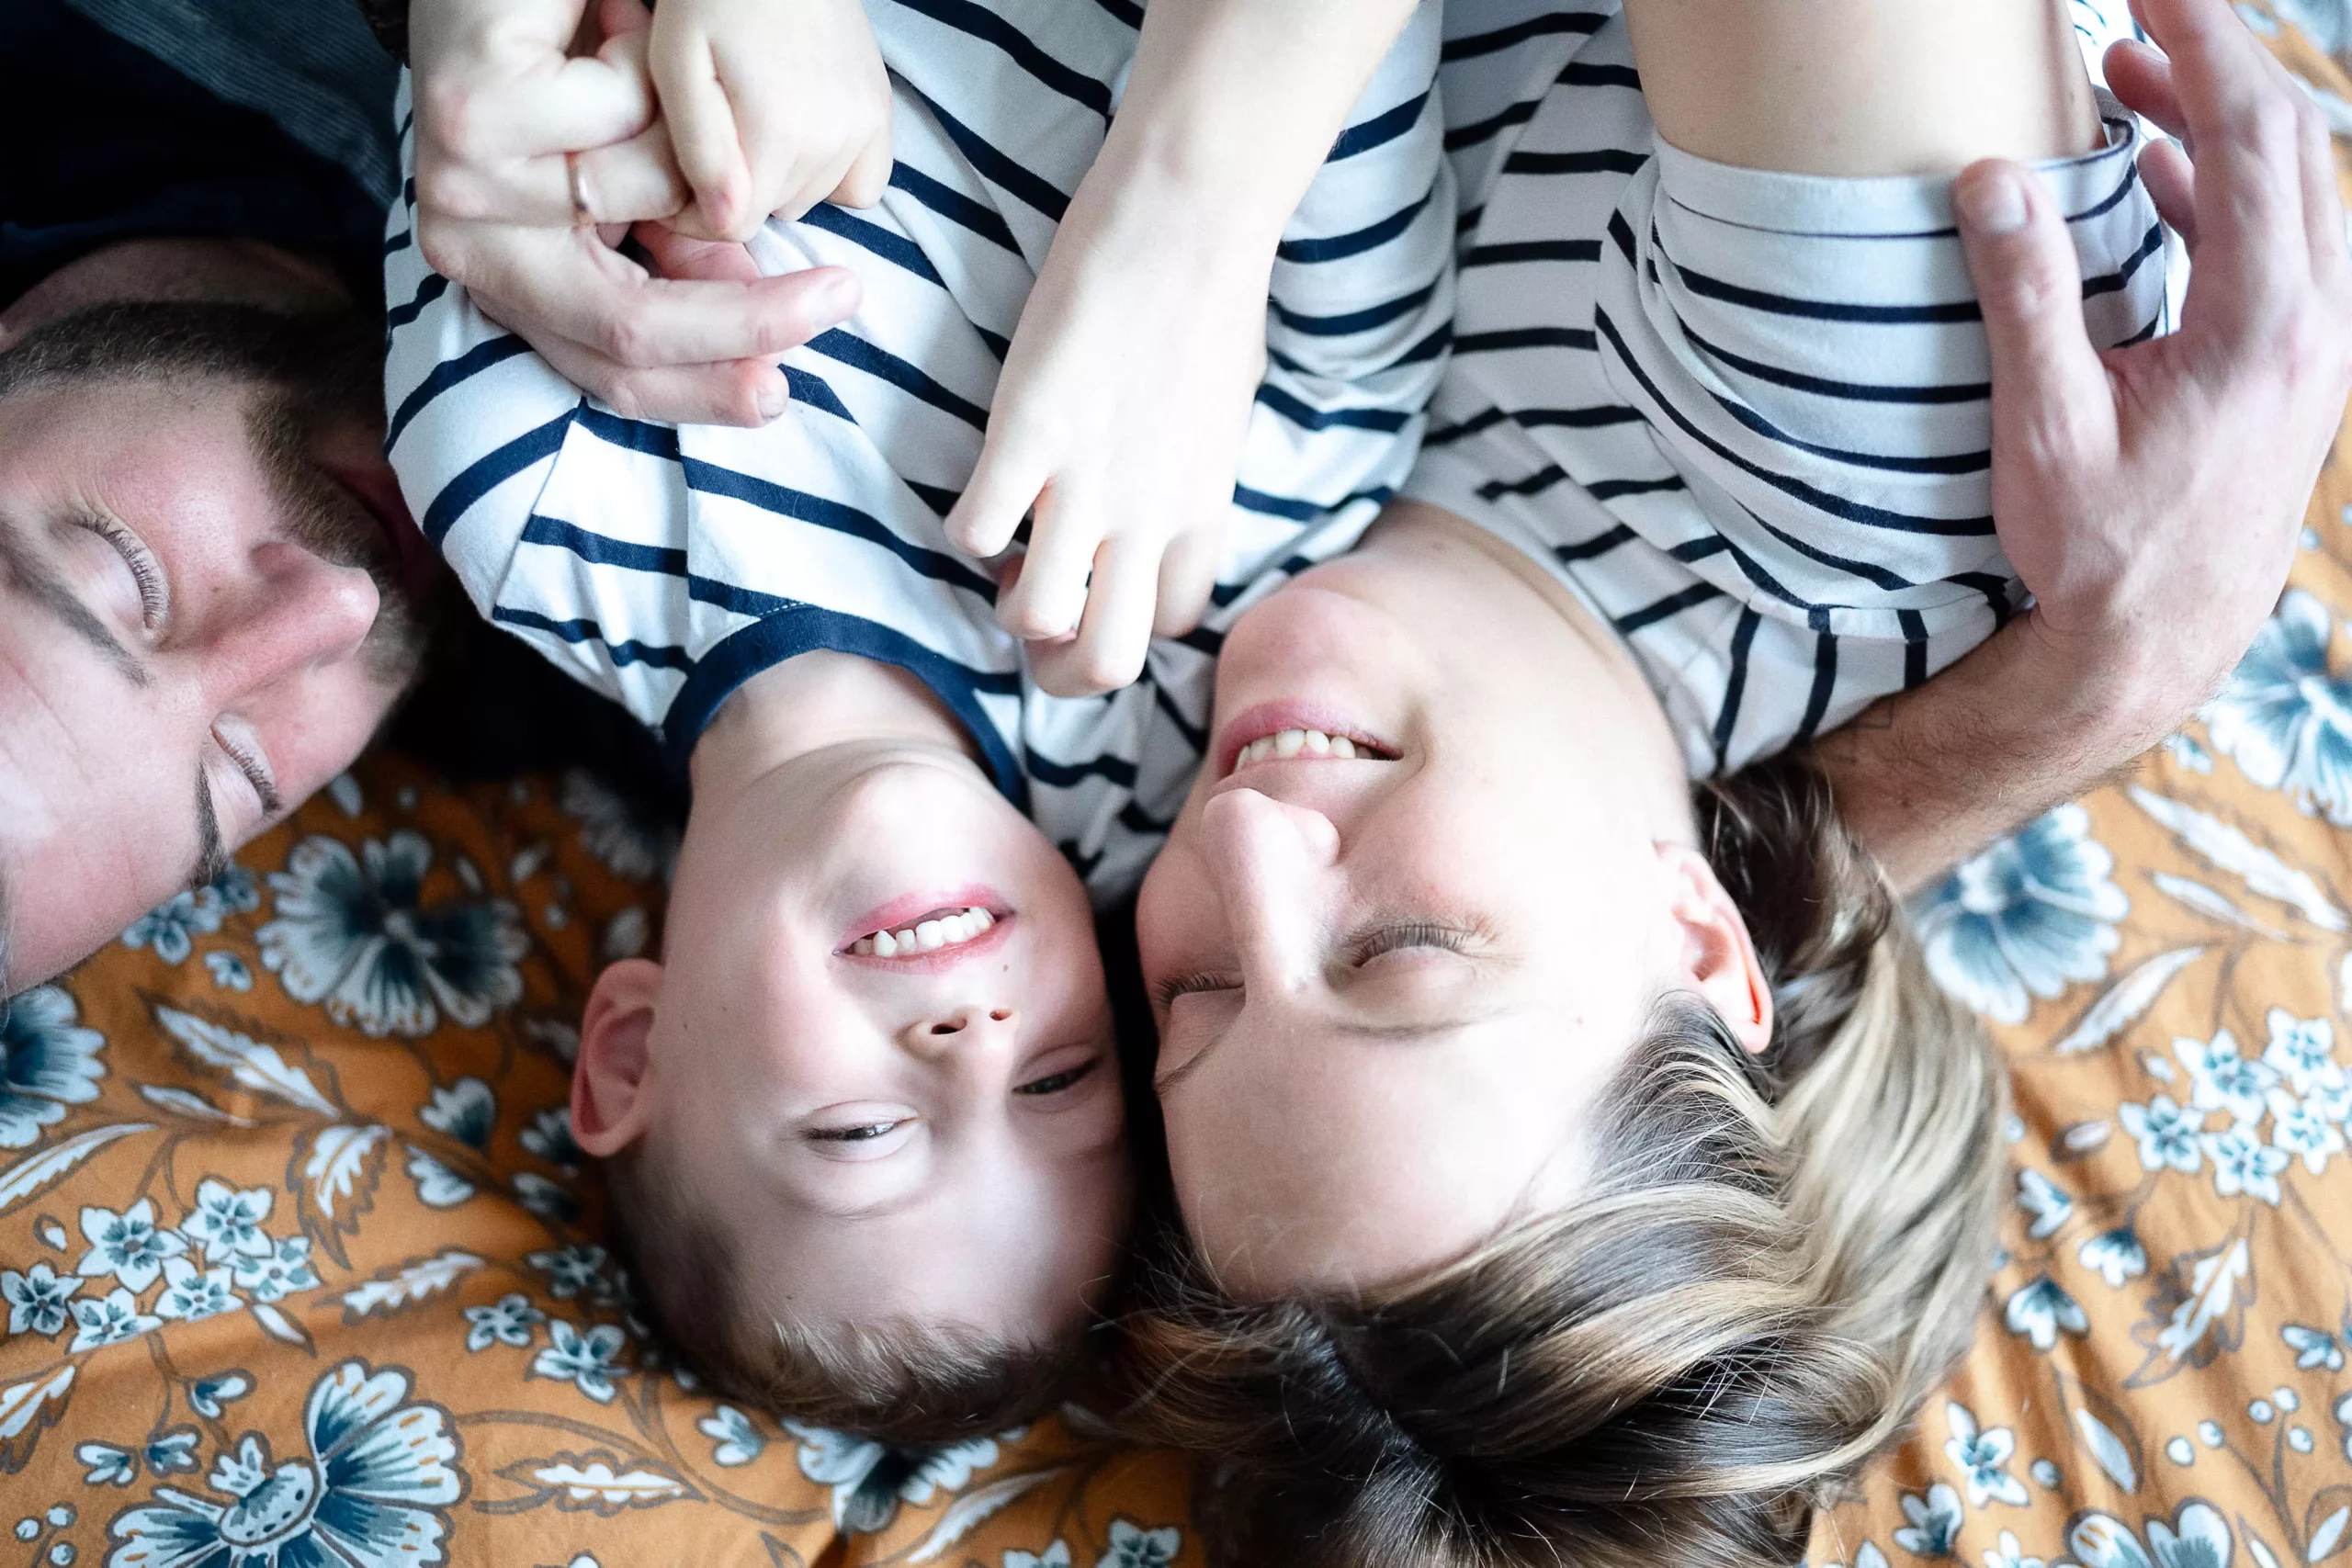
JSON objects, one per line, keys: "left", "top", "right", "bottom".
{"left": 839, "top": 886, "right": 1009, "bottom": 950}
{"left": 1214, "top": 701, "right": 1394, "bottom": 778}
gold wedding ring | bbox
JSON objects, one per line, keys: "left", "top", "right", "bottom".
{"left": 565, "top": 150, "right": 594, "bottom": 228}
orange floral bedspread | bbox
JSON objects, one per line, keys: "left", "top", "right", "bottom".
{"left": 2, "top": 16, "right": 2348, "bottom": 1563}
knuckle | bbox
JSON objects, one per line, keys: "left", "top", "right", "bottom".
{"left": 596, "top": 315, "right": 655, "bottom": 367}
{"left": 598, "top": 381, "right": 648, "bottom": 422}
{"left": 421, "top": 80, "right": 489, "bottom": 164}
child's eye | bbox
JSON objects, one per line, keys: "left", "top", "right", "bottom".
{"left": 806, "top": 1118, "right": 908, "bottom": 1144}
{"left": 1350, "top": 922, "right": 1476, "bottom": 964}
{"left": 1014, "top": 1058, "right": 1099, "bottom": 1097}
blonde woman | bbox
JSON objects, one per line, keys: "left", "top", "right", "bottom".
{"left": 1119, "top": 0, "right": 2352, "bottom": 1562}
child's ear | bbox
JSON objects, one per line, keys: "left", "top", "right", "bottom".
{"left": 1656, "top": 843, "right": 1774, "bottom": 1055}
{"left": 573, "top": 958, "right": 663, "bottom": 1156}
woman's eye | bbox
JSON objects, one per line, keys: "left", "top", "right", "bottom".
{"left": 807, "top": 1119, "right": 906, "bottom": 1144}
{"left": 1351, "top": 923, "right": 1476, "bottom": 964}
{"left": 1014, "top": 1059, "right": 1099, "bottom": 1097}
{"left": 1152, "top": 972, "right": 1242, "bottom": 1010}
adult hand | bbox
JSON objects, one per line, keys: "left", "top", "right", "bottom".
{"left": 1811, "top": 0, "right": 2351, "bottom": 892}
{"left": 1957, "top": 0, "right": 2352, "bottom": 748}
{"left": 408, "top": 0, "right": 862, "bottom": 425}
{"left": 645, "top": 0, "right": 894, "bottom": 242}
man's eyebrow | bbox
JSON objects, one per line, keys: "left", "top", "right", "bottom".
{"left": 189, "top": 767, "right": 229, "bottom": 893}
{"left": 0, "top": 513, "right": 149, "bottom": 687}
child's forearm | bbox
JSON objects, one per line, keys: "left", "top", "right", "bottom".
{"left": 1624, "top": 0, "right": 2103, "bottom": 175}
{"left": 1097, "top": 0, "right": 1422, "bottom": 252}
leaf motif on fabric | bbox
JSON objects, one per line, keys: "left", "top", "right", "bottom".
{"left": 339, "top": 1250, "right": 484, "bottom": 1323}
{"left": 0, "top": 1123, "right": 155, "bottom": 1216}
{"left": 2051, "top": 948, "right": 2205, "bottom": 1055}
{"left": 906, "top": 1470, "right": 1061, "bottom": 1562}
{"left": 149, "top": 998, "right": 340, "bottom": 1117}
{"left": 2308, "top": 1497, "right": 2351, "bottom": 1564}
{"left": 2054, "top": 1121, "right": 2113, "bottom": 1162}
{"left": 2151, "top": 874, "right": 2286, "bottom": 937}
{"left": 289, "top": 1123, "right": 390, "bottom": 1269}
{"left": 250, "top": 1301, "right": 315, "bottom": 1353}
{"left": 0, "top": 1365, "right": 74, "bottom": 1472}
{"left": 2072, "top": 1408, "right": 2137, "bottom": 1492}
{"left": 135, "top": 1084, "right": 259, "bottom": 1126}
{"left": 494, "top": 1450, "right": 695, "bottom": 1514}
{"left": 2127, "top": 788, "right": 2348, "bottom": 931}
{"left": 2127, "top": 1226, "right": 2256, "bottom": 1386}
{"left": 403, "top": 1145, "right": 475, "bottom": 1209}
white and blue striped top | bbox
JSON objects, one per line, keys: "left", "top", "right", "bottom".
{"left": 1409, "top": 0, "right": 2170, "bottom": 774}
{"left": 383, "top": 0, "right": 1455, "bottom": 903}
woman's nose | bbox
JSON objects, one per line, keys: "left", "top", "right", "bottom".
{"left": 203, "top": 542, "right": 380, "bottom": 696}
{"left": 1200, "top": 787, "right": 1340, "bottom": 992}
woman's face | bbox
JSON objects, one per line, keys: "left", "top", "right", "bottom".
{"left": 1136, "top": 505, "right": 1769, "bottom": 1296}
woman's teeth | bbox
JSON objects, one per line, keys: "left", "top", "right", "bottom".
{"left": 852, "top": 906, "right": 995, "bottom": 958}
{"left": 1235, "top": 728, "right": 1358, "bottom": 767}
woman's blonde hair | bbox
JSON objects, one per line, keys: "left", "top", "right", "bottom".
{"left": 1117, "top": 756, "right": 2007, "bottom": 1568}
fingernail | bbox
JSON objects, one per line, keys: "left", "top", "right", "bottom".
{"left": 820, "top": 269, "right": 859, "bottom": 316}
{"left": 757, "top": 381, "right": 788, "bottom": 421}
{"left": 1957, "top": 168, "right": 2028, "bottom": 236}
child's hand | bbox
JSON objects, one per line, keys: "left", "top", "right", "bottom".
{"left": 947, "top": 172, "right": 1271, "bottom": 697}
{"left": 633, "top": 0, "right": 893, "bottom": 243}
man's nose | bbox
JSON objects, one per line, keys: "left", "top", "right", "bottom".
{"left": 1200, "top": 787, "right": 1340, "bottom": 994}
{"left": 201, "top": 542, "right": 379, "bottom": 696}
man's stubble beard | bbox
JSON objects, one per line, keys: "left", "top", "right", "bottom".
{"left": 0, "top": 299, "right": 432, "bottom": 690}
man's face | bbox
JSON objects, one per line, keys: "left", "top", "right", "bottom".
{"left": 0, "top": 307, "right": 425, "bottom": 990}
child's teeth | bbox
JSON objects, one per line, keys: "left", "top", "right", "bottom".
{"left": 893, "top": 929, "right": 917, "bottom": 949}
{"left": 855, "top": 908, "right": 997, "bottom": 958}
{"left": 1331, "top": 735, "right": 1356, "bottom": 758}
{"left": 873, "top": 931, "right": 898, "bottom": 956}
{"left": 854, "top": 936, "right": 876, "bottom": 955}
{"left": 971, "top": 908, "right": 994, "bottom": 931}
{"left": 915, "top": 920, "right": 944, "bottom": 950}
{"left": 1304, "top": 729, "right": 1330, "bottom": 755}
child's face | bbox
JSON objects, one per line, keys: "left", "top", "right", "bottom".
{"left": 581, "top": 739, "right": 1129, "bottom": 1345}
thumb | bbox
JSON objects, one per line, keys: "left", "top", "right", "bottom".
{"left": 1954, "top": 160, "right": 2118, "bottom": 468}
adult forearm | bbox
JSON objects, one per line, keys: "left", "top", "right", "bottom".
{"left": 1807, "top": 615, "right": 2179, "bottom": 895}
{"left": 1101, "top": 0, "right": 1421, "bottom": 245}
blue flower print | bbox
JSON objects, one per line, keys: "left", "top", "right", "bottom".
{"left": 1983, "top": 1531, "right": 2046, "bottom": 1568}
{"left": 1098, "top": 1520, "right": 1183, "bottom": 1568}
{"left": 512, "top": 1172, "right": 578, "bottom": 1224}
{"left": 3, "top": 1262, "right": 80, "bottom": 1337}
{"left": 143, "top": 1429, "right": 200, "bottom": 1476}
{"left": 2205, "top": 588, "right": 2352, "bottom": 822}
{"left": 417, "top": 1078, "right": 493, "bottom": 1149}
{"left": 2261, "top": 1009, "right": 2344, "bottom": 1094}
{"left": 2175, "top": 1030, "right": 2278, "bottom": 1125}
{"left": 0, "top": 987, "right": 107, "bottom": 1149}
{"left": 1006, "top": 1545, "right": 1072, "bottom": 1568}
{"left": 530, "top": 1319, "right": 627, "bottom": 1404}
{"left": 519, "top": 1107, "right": 581, "bottom": 1171}
{"left": 2069, "top": 1504, "right": 2233, "bottom": 1568}
{"left": 527, "top": 1245, "right": 609, "bottom": 1301}
{"left": 697, "top": 1405, "right": 765, "bottom": 1467}
{"left": 78, "top": 1444, "right": 137, "bottom": 1488}
{"left": 257, "top": 831, "right": 528, "bottom": 1039}
{"left": 153, "top": 1258, "right": 240, "bottom": 1324}
{"left": 75, "top": 1200, "right": 186, "bottom": 1292}
{"left": 2004, "top": 1276, "right": 2089, "bottom": 1352}
{"left": 462, "top": 1293, "right": 542, "bottom": 1352}
{"left": 2266, "top": 1087, "right": 2344, "bottom": 1173}
{"left": 204, "top": 953, "right": 254, "bottom": 992}
{"left": 560, "top": 769, "right": 679, "bottom": 884}
{"left": 123, "top": 892, "right": 226, "bottom": 966}
{"left": 2078, "top": 1228, "right": 2149, "bottom": 1289}
{"left": 187, "top": 1374, "right": 251, "bottom": 1419}
{"left": 1894, "top": 1483, "right": 1966, "bottom": 1557}
{"left": 2120, "top": 1096, "right": 2206, "bottom": 1174}
{"left": 103, "top": 1359, "right": 462, "bottom": 1568}
{"left": 231, "top": 1237, "right": 319, "bottom": 1304}
{"left": 179, "top": 1181, "right": 275, "bottom": 1266}
{"left": 2282, "top": 1323, "right": 2345, "bottom": 1371}
{"left": 69, "top": 1287, "right": 160, "bottom": 1352}
{"left": 1944, "top": 1403, "right": 2029, "bottom": 1507}
{"left": 2015, "top": 1170, "right": 2072, "bottom": 1240}
{"left": 785, "top": 1424, "right": 1008, "bottom": 1535}
{"left": 2202, "top": 1125, "right": 2290, "bottom": 1205}
{"left": 1917, "top": 805, "right": 2129, "bottom": 1024}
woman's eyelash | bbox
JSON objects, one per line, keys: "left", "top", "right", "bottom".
{"left": 805, "top": 1119, "right": 906, "bottom": 1144}
{"left": 1350, "top": 922, "right": 1477, "bottom": 964}
{"left": 81, "top": 513, "right": 166, "bottom": 626}
{"left": 1152, "top": 971, "right": 1238, "bottom": 1010}
{"left": 1014, "top": 1058, "right": 1099, "bottom": 1097}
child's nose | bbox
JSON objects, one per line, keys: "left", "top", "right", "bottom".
{"left": 900, "top": 1005, "right": 1017, "bottom": 1057}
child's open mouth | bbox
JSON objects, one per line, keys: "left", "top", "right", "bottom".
{"left": 844, "top": 905, "right": 999, "bottom": 959}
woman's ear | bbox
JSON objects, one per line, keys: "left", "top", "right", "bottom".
{"left": 573, "top": 958, "right": 664, "bottom": 1156}
{"left": 1657, "top": 843, "right": 1774, "bottom": 1054}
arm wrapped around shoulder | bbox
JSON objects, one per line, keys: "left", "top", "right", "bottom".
{"left": 1115, "top": 754, "right": 2007, "bottom": 1568}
